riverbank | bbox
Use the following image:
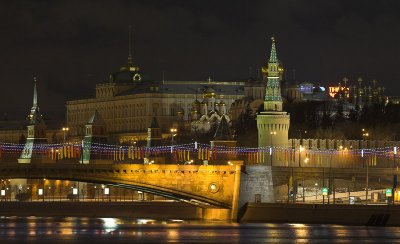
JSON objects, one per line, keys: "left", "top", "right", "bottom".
{"left": 239, "top": 203, "right": 400, "bottom": 226}
{"left": 0, "top": 201, "right": 202, "bottom": 220}
{"left": 3, "top": 201, "right": 400, "bottom": 226}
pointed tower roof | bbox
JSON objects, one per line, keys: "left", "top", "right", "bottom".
{"left": 149, "top": 116, "right": 160, "bottom": 128}
{"left": 33, "top": 77, "right": 37, "bottom": 107}
{"left": 28, "top": 77, "right": 44, "bottom": 125}
{"left": 213, "top": 115, "right": 231, "bottom": 141}
{"left": 87, "top": 110, "right": 106, "bottom": 125}
{"left": 269, "top": 36, "right": 278, "bottom": 63}
{"left": 120, "top": 26, "right": 140, "bottom": 72}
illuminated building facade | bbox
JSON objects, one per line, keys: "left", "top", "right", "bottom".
{"left": 66, "top": 55, "right": 245, "bottom": 143}
{"left": 257, "top": 37, "right": 290, "bottom": 152}
{"left": 329, "top": 77, "right": 386, "bottom": 107}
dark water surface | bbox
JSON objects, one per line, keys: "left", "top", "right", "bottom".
{"left": 0, "top": 217, "right": 399, "bottom": 243}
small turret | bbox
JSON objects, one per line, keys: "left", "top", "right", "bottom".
{"left": 200, "top": 100, "right": 208, "bottom": 115}
{"left": 218, "top": 100, "right": 226, "bottom": 115}
{"left": 18, "top": 77, "right": 48, "bottom": 164}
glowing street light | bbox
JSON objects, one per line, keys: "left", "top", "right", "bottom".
{"left": 393, "top": 146, "right": 398, "bottom": 204}
{"left": 362, "top": 129, "right": 369, "bottom": 205}
{"left": 170, "top": 128, "right": 177, "bottom": 154}
{"left": 270, "top": 131, "right": 276, "bottom": 166}
{"left": 62, "top": 127, "right": 69, "bottom": 143}
{"left": 299, "top": 145, "right": 304, "bottom": 167}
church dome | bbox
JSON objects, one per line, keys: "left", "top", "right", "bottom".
{"left": 192, "top": 99, "right": 200, "bottom": 105}
{"left": 203, "top": 87, "right": 216, "bottom": 98}
{"left": 108, "top": 55, "right": 142, "bottom": 83}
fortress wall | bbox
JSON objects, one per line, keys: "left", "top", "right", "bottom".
{"left": 289, "top": 139, "right": 400, "bottom": 150}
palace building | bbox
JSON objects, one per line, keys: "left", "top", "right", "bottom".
{"left": 66, "top": 52, "right": 245, "bottom": 144}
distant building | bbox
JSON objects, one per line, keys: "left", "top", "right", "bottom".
{"left": 329, "top": 77, "right": 386, "bottom": 107}
{"left": 284, "top": 81, "right": 330, "bottom": 102}
{"left": 66, "top": 52, "right": 245, "bottom": 143}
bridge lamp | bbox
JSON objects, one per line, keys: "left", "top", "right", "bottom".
{"left": 304, "top": 157, "right": 309, "bottom": 164}
{"left": 170, "top": 128, "right": 178, "bottom": 153}
{"left": 62, "top": 127, "right": 69, "bottom": 143}
{"left": 104, "top": 188, "right": 110, "bottom": 195}
{"left": 298, "top": 145, "right": 304, "bottom": 167}
{"left": 270, "top": 131, "right": 276, "bottom": 166}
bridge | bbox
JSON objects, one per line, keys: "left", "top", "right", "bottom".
{"left": 0, "top": 142, "right": 399, "bottom": 220}
{"left": 0, "top": 162, "right": 241, "bottom": 208}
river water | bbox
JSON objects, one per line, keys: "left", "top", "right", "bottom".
{"left": 0, "top": 217, "right": 399, "bottom": 243}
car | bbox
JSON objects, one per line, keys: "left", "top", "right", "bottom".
{"left": 335, "top": 198, "right": 343, "bottom": 204}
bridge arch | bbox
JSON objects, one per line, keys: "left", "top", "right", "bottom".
{"left": 0, "top": 162, "right": 241, "bottom": 209}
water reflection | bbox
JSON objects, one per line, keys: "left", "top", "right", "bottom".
{"left": 100, "top": 218, "right": 117, "bottom": 233}
{"left": 0, "top": 217, "right": 398, "bottom": 242}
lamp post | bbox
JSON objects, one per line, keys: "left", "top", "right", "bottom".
{"left": 270, "top": 131, "right": 276, "bottom": 166}
{"left": 393, "top": 146, "right": 397, "bottom": 204}
{"left": 298, "top": 130, "right": 307, "bottom": 167}
{"left": 362, "top": 129, "right": 369, "bottom": 205}
{"left": 62, "top": 127, "right": 69, "bottom": 143}
{"left": 299, "top": 145, "right": 303, "bottom": 167}
{"left": 170, "top": 128, "right": 177, "bottom": 154}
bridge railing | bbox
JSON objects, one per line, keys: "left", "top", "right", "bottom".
{"left": 0, "top": 142, "right": 397, "bottom": 169}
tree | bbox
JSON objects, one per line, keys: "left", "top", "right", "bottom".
{"left": 320, "top": 111, "right": 332, "bottom": 129}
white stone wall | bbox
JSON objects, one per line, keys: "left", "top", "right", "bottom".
{"left": 239, "top": 165, "right": 275, "bottom": 207}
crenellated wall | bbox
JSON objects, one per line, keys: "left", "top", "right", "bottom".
{"left": 289, "top": 139, "right": 400, "bottom": 150}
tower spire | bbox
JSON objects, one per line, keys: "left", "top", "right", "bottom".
{"left": 128, "top": 25, "right": 133, "bottom": 65}
{"left": 33, "top": 76, "right": 38, "bottom": 107}
{"left": 120, "top": 26, "right": 140, "bottom": 73}
{"left": 263, "top": 36, "right": 283, "bottom": 111}
{"left": 269, "top": 36, "right": 278, "bottom": 63}
{"left": 28, "top": 77, "right": 43, "bottom": 125}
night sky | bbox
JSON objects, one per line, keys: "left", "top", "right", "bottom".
{"left": 1, "top": 0, "right": 400, "bottom": 122}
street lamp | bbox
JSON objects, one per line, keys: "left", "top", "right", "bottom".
{"left": 362, "top": 129, "right": 369, "bottom": 205}
{"left": 299, "top": 145, "right": 303, "bottom": 167}
{"left": 170, "top": 128, "right": 177, "bottom": 154}
{"left": 62, "top": 127, "right": 69, "bottom": 143}
{"left": 393, "top": 146, "right": 397, "bottom": 204}
{"left": 270, "top": 131, "right": 276, "bottom": 166}
{"left": 298, "top": 130, "right": 307, "bottom": 167}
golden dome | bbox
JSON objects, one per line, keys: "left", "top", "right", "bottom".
{"left": 203, "top": 87, "right": 216, "bottom": 98}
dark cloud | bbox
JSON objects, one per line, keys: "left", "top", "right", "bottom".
{"left": 0, "top": 0, "right": 400, "bottom": 121}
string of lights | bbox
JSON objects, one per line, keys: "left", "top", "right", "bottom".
{"left": 0, "top": 142, "right": 396, "bottom": 153}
